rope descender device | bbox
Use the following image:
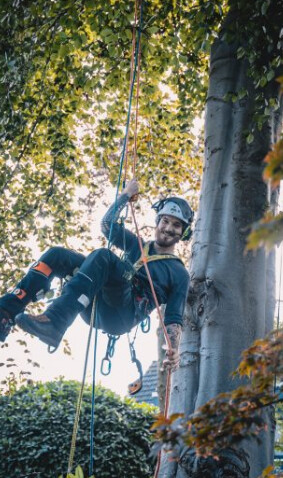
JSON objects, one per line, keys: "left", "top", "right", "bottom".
{"left": 128, "top": 341, "right": 143, "bottom": 396}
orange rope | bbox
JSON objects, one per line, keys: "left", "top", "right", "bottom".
{"left": 154, "top": 372, "right": 172, "bottom": 478}
{"left": 124, "top": 3, "right": 172, "bottom": 476}
{"left": 130, "top": 203, "right": 172, "bottom": 478}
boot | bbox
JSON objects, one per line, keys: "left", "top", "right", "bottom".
{"left": 0, "top": 308, "right": 14, "bottom": 342}
{"left": 16, "top": 313, "right": 63, "bottom": 348}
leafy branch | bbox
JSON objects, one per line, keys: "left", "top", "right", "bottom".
{"left": 152, "top": 329, "right": 283, "bottom": 459}
{"left": 246, "top": 77, "right": 283, "bottom": 251}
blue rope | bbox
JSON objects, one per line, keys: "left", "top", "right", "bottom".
{"left": 89, "top": 310, "right": 99, "bottom": 477}
{"left": 88, "top": 3, "right": 145, "bottom": 475}
{"left": 108, "top": 0, "right": 144, "bottom": 248}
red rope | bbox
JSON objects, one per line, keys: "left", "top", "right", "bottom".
{"left": 154, "top": 372, "right": 171, "bottom": 478}
{"left": 124, "top": 3, "right": 172, "bottom": 475}
{"left": 129, "top": 202, "right": 172, "bottom": 478}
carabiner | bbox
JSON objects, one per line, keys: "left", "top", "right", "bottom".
{"left": 107, "top": 335, "right": 119, "bottom": 358}
{"left": 141, "top": 316, "right": 150, "bottom": 333}
{"left": 101, "top": 357, "right": 111, "bottom": 376}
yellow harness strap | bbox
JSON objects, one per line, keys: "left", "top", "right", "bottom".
{"left": 133, "top": 242, "right": 184, "bottom": 273}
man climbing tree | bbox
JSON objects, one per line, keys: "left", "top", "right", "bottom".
{"left": 0, "top": 0, "right": 282, "bottom": 476}
{"left": 0, "top": 179, "right": 193, "bottom": 371}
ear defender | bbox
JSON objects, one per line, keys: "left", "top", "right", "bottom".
{"left": 181, "top": 224, "right": 193, "bottom": 241}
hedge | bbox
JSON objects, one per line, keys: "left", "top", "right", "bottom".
{"left": 0, "top": 380, "right": 156, "bottom": 477}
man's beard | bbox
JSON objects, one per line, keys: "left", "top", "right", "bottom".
{"left": 156, "top": 230, "right": 181, "bottom": 247}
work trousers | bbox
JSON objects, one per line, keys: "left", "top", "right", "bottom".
{"left": 0, "top": 247, "right": 138, "bottom": 335}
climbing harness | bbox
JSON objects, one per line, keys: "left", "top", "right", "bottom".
{"left": 99, "top": 239, "right": 184, "bottom": 393}
{"left": 123, "top": 241, "right": 184, "bottom": 281}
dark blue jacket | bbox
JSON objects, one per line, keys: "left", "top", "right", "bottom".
{"left": 101, "top": 194, "right": 190, "bottom": 326}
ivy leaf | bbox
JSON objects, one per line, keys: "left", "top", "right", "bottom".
{"left": 247, "top": 133, "right": 254, "bottom": 144}
{"left": 261, "top": 2, "right": 270, "bottom": 15}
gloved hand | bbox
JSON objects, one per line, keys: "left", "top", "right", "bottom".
{"left": 122, "top": 178, "right": 139, "bottom": 199}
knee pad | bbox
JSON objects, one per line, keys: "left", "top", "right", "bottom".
{"left": 12, "top": 288, "right": 27, "bottom": 300}
{"left": 31, "top": 261, "right": 53, "bottom": 277}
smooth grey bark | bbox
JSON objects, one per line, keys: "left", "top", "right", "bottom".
{"left": 159, "top": 19, "right": 282, "bottom": 478}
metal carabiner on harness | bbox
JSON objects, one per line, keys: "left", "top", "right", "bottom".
{"left": 101, "top": 357, "right": 112, "bottom": 376}
{"left": 141, "top": 316, "right": 150, "bottom": 333}
{"left": 128, "top": 342, "right": 143, "bottom": 396}
{"left": 100, "top": 334, "right": 120, "bottom": 376}
{"left": 108, "top": 334, "right": 120, "bottom": 358}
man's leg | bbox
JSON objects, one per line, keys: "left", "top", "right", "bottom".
{"left": 0, "top": 247, "right": 85, "bottom": 342}
{"left": 16, "top": 248, "right": 132, "bottom": 346}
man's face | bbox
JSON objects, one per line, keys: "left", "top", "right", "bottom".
{"left": 155, "top": 215, "right": 184, "bottom": 247}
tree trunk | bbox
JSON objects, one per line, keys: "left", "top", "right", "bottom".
{"left": 159, "top": 14, "right": 282, "bottom": 478}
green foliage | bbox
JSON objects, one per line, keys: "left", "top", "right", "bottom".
{"left": 152, "top": 330, "right": 283, "bottom": 459}
{"left": 0, "top": 0, "right": 206, "bottom": 290}
{"left": 0, "top": 380, "right": 155, "bottom": 478}
{"left": 0, "top": 0, "right": 282, "bottom": 284}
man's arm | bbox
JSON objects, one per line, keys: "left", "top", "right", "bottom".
{"left": 101, "top": 179, "right": 139, "bottom": 250}
{"left": 162, "top": 269, "right": 190, "bottom": 372}
{"left": 163, "top": 323, "right": 182, "bottom": 372}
